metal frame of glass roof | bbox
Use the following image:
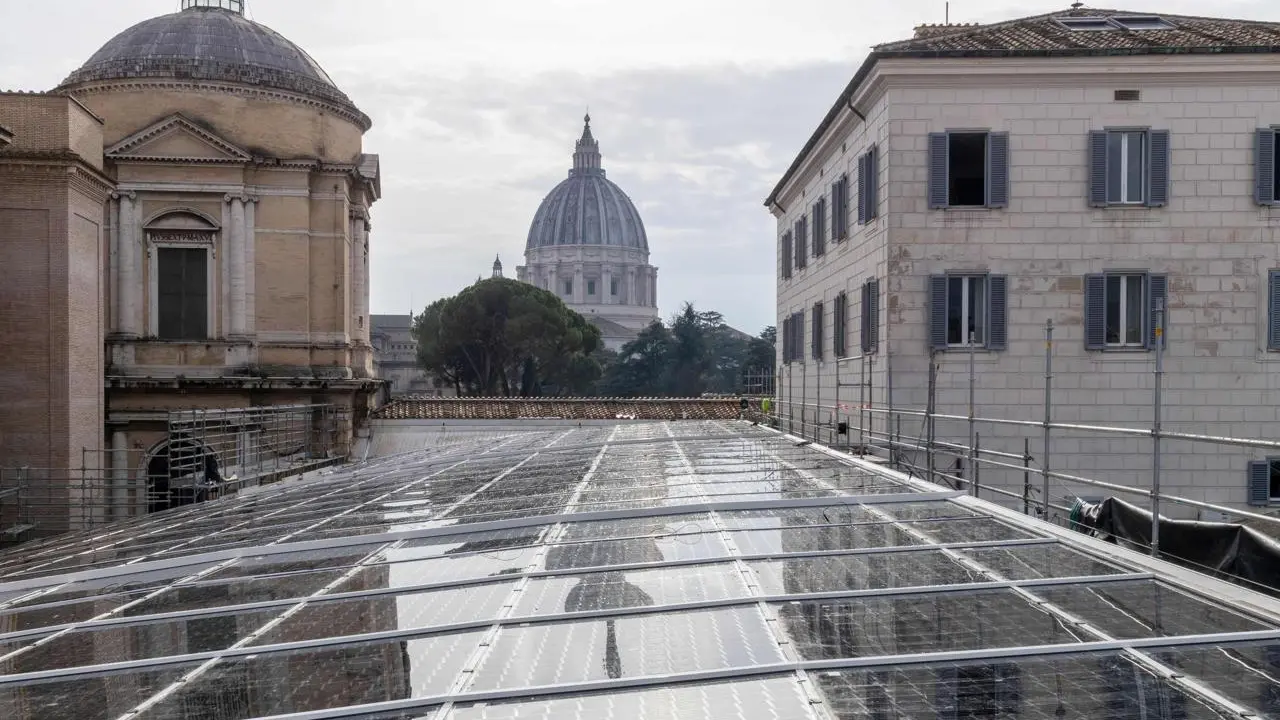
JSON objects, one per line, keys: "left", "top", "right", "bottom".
{"left": 1, "top": 421, "right": 1278, "bottom": 719}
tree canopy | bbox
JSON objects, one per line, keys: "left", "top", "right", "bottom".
{"left": 414, "top": 278, "right": 602, "bottom": 396}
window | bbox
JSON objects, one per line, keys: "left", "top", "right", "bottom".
{"left": 1111, "top": 15, "right": 1175, "bottom": 30}
{"left": 587, "top": 280, "right": 596, "bottom": 296}
{"left": 565, "top": 280, "right": 573, "bottom": 295}
{"left": 1246, "top": 459, "right": 1280, "bottom": 506}
{"left": 812, "top": 198, "right": 827, "bottom": 257}
{"left": 1257, "top": 128, "right": 1278, "bottom": 206}
{"left": 781, "top": 231, "right": 793, "bottom": 279}
{"left": 811, "top": 302, "right": 824, "bottom": 360}
{"left": 156, "top": 247, "right": 208, "bottom": 340}
{"left": 795, "top": 217, "right": 808, "bottom": 270}
{"left": 857, "top": 145, "right": 879, "bottom": 224}
{"left": 832, "top": 175, "right": 850, "bottom": 240}
{"left": 1055, "top": 16, "right": 1114, "bottom": 31}
{"left": 611, "top": 279, "right": 619, "bottom": 296}
{"left": 1268, "top": 270, "right": 1280, "bottom": 351}
{"left": 861, "top": 278, "right": 880, "bottom": 353}
{"left": 929, "top": 273, "right": 1008, "bottom": 351}
{"left": 1084, "top": 272, "right": 1167, "bottom": 351}
{"left": 833, "top": 292, "right": 848, "bottom": 358}
{"left": 1088, "top": 129, "right": 1170, "bottom": 208}
{"left": 781, "top": 311, "right": 805, "bottom": 363}
{"left": 927, "top": 131, "right": 1009, "bottom": 209}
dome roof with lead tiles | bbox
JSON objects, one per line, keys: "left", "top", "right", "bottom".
{"left": 526, "top": 116, "right": 649, "bottom": 252}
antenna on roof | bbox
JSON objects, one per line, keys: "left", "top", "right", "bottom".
{"left": 945, "top": 1, "right": 949, "bottom": 24}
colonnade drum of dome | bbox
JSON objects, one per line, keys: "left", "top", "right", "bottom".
{"left": 0, "top": 421, "right": 1278, "bottom": 719}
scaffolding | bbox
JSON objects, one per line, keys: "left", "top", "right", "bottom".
{"left": 0, "top": 404, "right": 349, "bottom": 545}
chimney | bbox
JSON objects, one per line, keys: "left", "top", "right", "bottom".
{"left": 912, "top": 22, "right": 981, "bottom": 39}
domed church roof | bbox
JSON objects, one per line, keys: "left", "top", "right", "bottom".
{"left": 56, "top": 0, "right": 364, "bottom": 123}
{"left": 526, "top": 115, "right": 649, "bottom": 252}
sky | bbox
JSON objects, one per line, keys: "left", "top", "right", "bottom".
{"left": 3, "top": 0, "right": 1278, "bottom": 334}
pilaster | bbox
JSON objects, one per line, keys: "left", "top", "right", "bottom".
{"left": 225, "top": 194, "right": 248, "bottom": 338}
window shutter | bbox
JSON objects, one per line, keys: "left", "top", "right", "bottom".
{"left": 833, "top": 293, "right": 845, "bottom": 358}
{"left": 856, "top": 154, "right": 868, "bottom": 224}
{"left": 1247, "top": 460, "right": 1270, "bottom": 507}
{"left": 1088, "top": 130, "right": 1108, "bottom": 207}
{"left": 1146, "top": 129, "right": 1171, "bottom": 208}
{"left": 1084, "top": 273, "right": 1106, "bottom": 350}
{"left": 987, "top": 274, "right": 1008, "bottom": 350}
{"left": 987, "top": 132, "right": 1010, "bottom": 208}
{"left": 867, "top": 145, "right": 879, "bottom": 221}
{"left": 1147, "top": 273, "right": 1168, "bottom": 350}
{"left": 1269, "top": 270, "right": 1280, "bottom": 351}
{"left": 781, "top": 233, "right": 792, "bottom": 279}
{"left": 928, "top": 133, "right": 949, "bottom": 209}
{"left": 929, "top": 274, "right": 948, "bottom": 350}
{"left": 1257, "top": 129, "right": 1277, "bottom": 206}
{"left": 811, "top": 303, "right": 823, "bottom": 360}
{"left": 862, "top": 278, "right": 880, "bottom": 353}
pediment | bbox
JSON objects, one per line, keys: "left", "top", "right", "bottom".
{"left": 106, "top": 114, "right": 250, "bottom": 163}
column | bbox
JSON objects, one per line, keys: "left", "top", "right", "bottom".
{"left": 627, "top": 268, "right": 637, "bottom": 307}
{"left": 648, "top": 267, "right": 657, "bottom": 307}
{"left": 602, "top": 266, "right": 613, "bottom": 305}
{"left": 226, "top": 195, "right": 247, "bottom": 337}
{"left": 245, "top": 196, "right": 258, "bottom": 336}
{"left": 573, "top": 263, "right": 584, "bottom": 304}
{"left": 350, "top": 211, "right": 370, "bottom": 343}
{"left": 118, "top": 191, "right": 141, "bottom": 338}
{"left": 110, "top": 193, "right": 122, "bottom": 332}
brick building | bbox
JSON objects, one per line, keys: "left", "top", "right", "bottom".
{"left": 0, "top": 0, "right": 381, "bottom": 532}
{"left": 768, "top": 8, "right": 1280, "bottom": 514}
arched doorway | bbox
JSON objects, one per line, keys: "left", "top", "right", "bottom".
{"left": 144, "top": 434, "right": 224, "bottom": 513}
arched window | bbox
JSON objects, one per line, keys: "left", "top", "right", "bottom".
{"left": 145, "top": 210, "right": 217, "bottom": 340}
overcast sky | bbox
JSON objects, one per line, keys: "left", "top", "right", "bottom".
{"left": 4, "top": 0, "right": 1278, "bottom": 333}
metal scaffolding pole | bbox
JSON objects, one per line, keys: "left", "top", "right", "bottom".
{"left": 1042, "top": 319, "right": 1054, "bottom": 519}
{"left": 1152, "top": 297, "right": 1165, "bottom": 558}
{"left": 968, "top": 331, "right": 977, "bottom": 496}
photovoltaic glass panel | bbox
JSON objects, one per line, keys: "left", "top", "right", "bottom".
{"left": 748, "top": 549, "right": 982, "bottom": 595}
{"left": 1033, "top": 580, "right": 1273, "bottom": 639}
{"left": 514, "top": 563, "right": 750, "bottom": 617}
{"left": 0, "top": 663, "right": 194, "bottom": 720}
{"left": 960, "top": 543, "right": 1128, "bottom": 580}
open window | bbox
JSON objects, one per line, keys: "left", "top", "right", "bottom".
{"left": 928, "top": 131, "right": 1009, "bottom": 209}
{"left": 1088, "top": 129, "right": 1170, "bottom": 207}
{"left": 1247, "top": 459, "right": 1280, "bottom": 506}
{"left": 1084, "top": 272, "right": 1167, "bottom": 351}
{"left": 929, "top": 273, "right": 1008, "bottom": 350}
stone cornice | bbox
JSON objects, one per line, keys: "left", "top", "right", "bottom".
{"left": 106, "top": 112, "right": 251, "bottom": 160}
{"left": 62, "top": 78, "right": 372, "bottom": 132}
{"left": 0, "top": 154, "right": 115, "bottom": 199}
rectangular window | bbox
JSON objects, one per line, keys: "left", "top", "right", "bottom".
{"left": 157, "top": 247, "right": 208, "bottom": 341}
{"left": 1257, "top": 128, "right": 1278, "bottom": 206}
{"left": 1084, "top": 272, "right": 1167, "bottom": 351}
{"left": 812, "top": 198, "right": 827, "bottom": 257}
{"left": 832, "top": 175, "right": 850, "bottom": 240}
{"left": 565, "top": 280, "right": 573, "bottom": 295}
{"left": 782, "top": 311, "right": 805, "bottom": 363}
{"left": 833, "top": 292, "right": 847, "bottom": 358}
{"left": 781, "top": 231, "right": 793, "bottom": 279}
{"left": 861, "top": 278, "right": 880, "bottom": 354}
{"left": 1246, "top": 459, "right": 1280, "bottom": 506}
{"left": 1089, "top": 128, "right": 1170, "bottom": 208}
{"left": 795, "top": 217, "right": 808, "bottom": 270}
{"left": 611, "top": 279, "right": 619, "bottom": 296}
{"left": 927, "top": 131, "right": 1009, "bottom": 210}
{"left": 587, "top": 280, "right": 596, "bottom": 296}
{"left": 857, "top": 145, "right": 879, "bottom": 224}
{"left": 811, "top": 302, "right": 824, "bottom": 360}
{"left": 929, "top": 273, "right": 1007, "bottom": 351}
{"left": 1268, "top": 270, "right": 1280, "bottom": 351}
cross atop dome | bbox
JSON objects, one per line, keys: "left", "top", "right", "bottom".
{"left": 181, "top": 0, "right": 245, "bottom": 15}
{"left": 571, "top": 112, "right": 603, "bottom": 177}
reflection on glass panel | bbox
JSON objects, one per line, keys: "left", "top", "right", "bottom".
{"left": 514, "top": 563, "right": 749, "bottom": 617}
{"left": 961, "top": 544, "right": 1127, "bottom": 580}
{"left": 1035, "top": 581, "right": 1272, "bottom": 640}
{"left": 816, "top": 651, "right": 1228, "bottom": 719}
{"left": 558, "top": 514, "right": 714, "bottom": 542}
{"left": 729, "top": 524, "right": 922, "bottom": 556}
{"left": 540, "top": 533, "right": 729, "bottom": 572}
{"left": 717, "top": 505, "right": 881, "bottom": 531}
{"left": 877, "top": 501, "right": 978, "bottom": 522}
{"left": 451, "top": 676, "right": 815, "bottom": 720}
{"left": 121, "top": 570, "right": 344, "bottom": 618}
{"left": 472, "top": 607, "right": 780, "bottom": 690}
{"left": 0, "top": 663, "right": 191, "bottom": 720}
{"left": 750, "top": 551, "right": 980, "bottom": 595}
{"left": 252, "top": 580, "right": 517, "bottom": 646}
{"left": 204, "top": 544, "right": 388, "bottom": 581}
{"left": 778, "top": 588, "right": 1077, "bottom": 660}
{"left": 903, "top": 518, "right": 1038, "bottom": 545}
{"left": 142, "top": 631, "right": 482, "bottom": 720}
{"left": 1153, "top": 640, "right": 1280, "bottom": 718}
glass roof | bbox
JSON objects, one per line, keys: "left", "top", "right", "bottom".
{"left": 0, "top": 421, "right": 1278, "bottom": 719}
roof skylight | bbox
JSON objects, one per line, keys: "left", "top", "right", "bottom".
{"left": 1056, "top": 15, "right": 1176, "bottom": 32}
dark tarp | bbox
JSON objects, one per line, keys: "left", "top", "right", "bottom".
{"left": 1073, "top": 497, "right": 1280, "bottom": 597}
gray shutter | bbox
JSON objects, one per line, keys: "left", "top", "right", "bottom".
{"left": 987, "top": 274, "right": 1008, "bottom": 350}
{"left": 860, "top": 281, "right": 872, "bottom": 353}
{"left": 929, "top": 274, "right": 948, "bottom": 350}
{"left": 867, "top": 145, "right": 879, "bottom": 220}
{"left": 1270, "top": 270, "right": 1280, "bottom": 351}
{"left": 1146, "top": 129, "right": 1171, "bottom": 208}
{"left": 1147, "top": 273, "right": 1168, "bottom": 350}
{"left": 987, "top": 132, "right": 1010, "bottom": 208}
{"left": 856, "top": 154, "right": 868, "bottom": 224}
{"left": 1084, "top": 273, "right": 1106, "bottom": 350}
{"left": 928, "top": 133, "right": 949, "bottom": 209}
{"left": 781, "top": 233, "right": 792, "bottom": 278}
{"left": 867, "top": 278, "right": 880, "bottom": 352}
{"left": 1088, "top": 130, "right": 1108, "bottom": 207}
{"left": 1248, "top": 460, "right": 1271, "bottom": 507}
{"left": 1258, "top": 129, "right": 1277, "bottom": 206}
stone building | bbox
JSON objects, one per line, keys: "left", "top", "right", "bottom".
{"left": 0, "top": 93, "right": 114, "bottom": 532}
{"left": 768, "top": 8, "right": 1280, "bottom": 514}
{"left": 370, "top": 314, "right": 436, "bottom": 396}
{"left": 517, "top": 115, "right": 659, "bottom": 350}
{"left": 0, "top": 0, "right": 381, "bottom": 531}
